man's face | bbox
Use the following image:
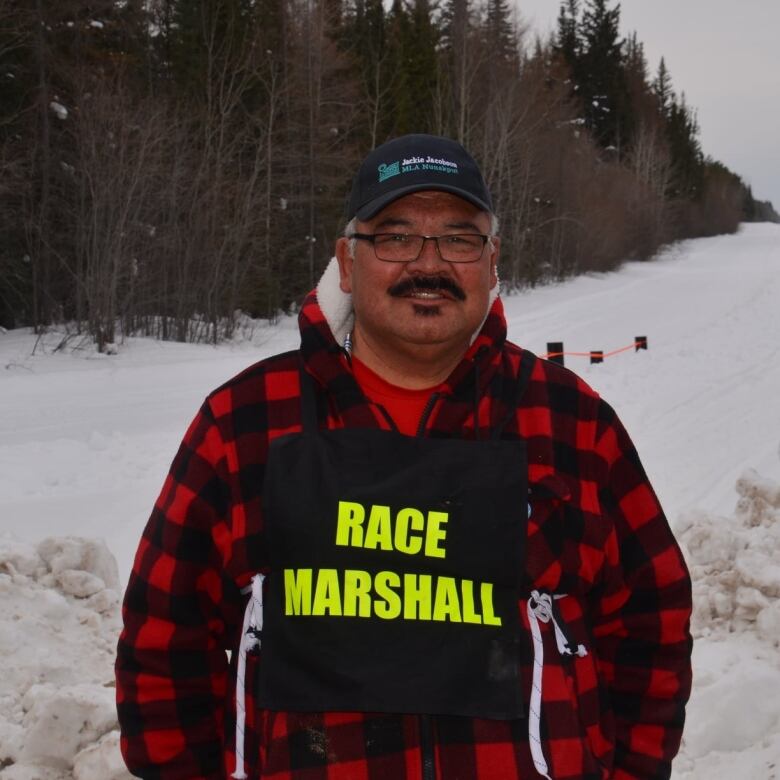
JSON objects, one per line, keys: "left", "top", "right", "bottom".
{"left": 335, "top": 191, "right": 499, "bottom": 356}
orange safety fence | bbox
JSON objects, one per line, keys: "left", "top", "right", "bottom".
{"left": 543, "top": 337, "right": 648, "bottom": 365}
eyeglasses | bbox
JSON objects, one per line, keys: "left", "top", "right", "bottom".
{"left": 349, "top": 232, "right": 490, "bottom": 263}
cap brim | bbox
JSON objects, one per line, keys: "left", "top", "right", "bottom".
{"left": 355, "top": 184, "right": 492, "bottom": 221}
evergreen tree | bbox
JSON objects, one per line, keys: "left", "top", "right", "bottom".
{"left": 624, "top": 32, "right": 646, "bottom": 82}
{"left": 439, "top": 0, "right": 476, "bottom": 140}
{"left": 578, "top": 0, "right": 633, "bottom": 153}
{"left": 405, "top": 0, "right": 440, "bottom": 129}
{"left": 652, "top": 57, "right": 673, "bottom": 117}
{"left": 623, "top": 31, "right": 658, "bottom": 130}
{"left": 439, "top": 0, "right": 473, "bottom": 137}
{"left": 555, "top": 0, "right": 581, "bottom": 68}
{"left": 345, "top": 0, "right": 386, "bottom": 79}
{"left": 473, "top": 0, "right": 518, "bottom": 123}
{"left": 167, "top": 0, "right": 262, "bottom": 102}
{"left": 440, "top": 0, "right": 469, "bottom": 51}
{"left": 382, "top": 0, "right": 439, "bottom": 136}
{"left": 383, "top": 0, "right": 414, "bottom": 135}
{"left": 666, "top": 93, "right": 703, "bottom": 200}
{"left": 0, "top": 1, "right": 35, "bottom": 328}
{"left": 485, "top": 0, "right": 517, "bottom": 66}
{"left": 742, "top": 184, "right": 756, "bottom": 222}
{"left": 341, "top": 0, "right": 388, "bottom": 144}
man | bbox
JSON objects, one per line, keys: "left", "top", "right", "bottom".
{"left": 117, "top": 134, "right": 692, "bottom": 780}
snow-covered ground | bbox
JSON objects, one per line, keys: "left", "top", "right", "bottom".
{"left": 1, "top": 222, "right": 779, "bottom": 778}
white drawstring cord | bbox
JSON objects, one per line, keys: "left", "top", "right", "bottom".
{"left": 527, "top": 590, "right": 588, "bottom": 780}
{"left": 232, "top": 573, "right": 265, "bottom": 780}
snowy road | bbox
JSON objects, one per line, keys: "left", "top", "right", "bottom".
{"left": 503, "top": 225, "right": 780, "bottom": 519}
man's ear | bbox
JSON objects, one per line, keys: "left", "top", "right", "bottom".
{"left": 488, "top": 237, "right": 500, "bottom": 289}
{"left": 335, "top": 237, "right": 354, "bottom": 294}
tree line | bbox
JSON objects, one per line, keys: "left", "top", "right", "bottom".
{"left": 0, "top": 0, "right": 776, "bottom": 348}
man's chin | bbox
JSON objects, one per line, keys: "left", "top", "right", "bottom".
{"left": 395, "top": 319, "right": 469, "bottom": 348}
{"left": 411, "top": 302, "right": 443, "bottom": 317}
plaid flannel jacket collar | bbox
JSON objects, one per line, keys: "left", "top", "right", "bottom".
{"left": 296, "top": 285, "right": 509, "bottom": 431}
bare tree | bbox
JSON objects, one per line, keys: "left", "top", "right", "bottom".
{"left": 68, "top": 77, "right": 169, "bottom": 350}
{"left": 627, "top": 121, "right": 673, "bottom": 255}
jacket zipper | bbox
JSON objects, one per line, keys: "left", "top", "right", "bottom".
{"left": 415, "top": 392, "right": 441, "bottom": 438}
{"left": 419, "top": 713, "right": 436, "bottom": 780}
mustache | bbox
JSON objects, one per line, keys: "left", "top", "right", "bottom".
{"left": 388, "top": 276, "right": 466, "bottom": 301}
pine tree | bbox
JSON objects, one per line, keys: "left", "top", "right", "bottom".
{"left": 473, "top": 0, "right": 518, "bottom": 121}
{"left": 341, "top": 0, "right": 388, "bottom": 144}
{"left": 555, "top": 0, "right": 580, "bottom": 68}
{"left": 624, "top": 32, "right": 646, "bottom": 82}
{"left": 405, "top": 0, "right": 439, "bottom": 130}
{"left": 742, "top": 184, "right": 756, "bottom": 222}
{"left": 346, "top": 0, "right": 386, "bottom": 77}
{"left": 652, "top": 57, "right": 672, "bottom": 117}
{"left": 578, "top": 0, "right": 633, "bottom": 153}
{"left": 167, "top": 0, "right": 262, "bottom": 102}
{"left": 666, "top": 93, "right": 703, "bottom": 200}
{"left": 381, "top": 0, "right": 440, "bottom": 136}
{"left": 383, "top": 0, "right": 414, "bottom": 135}
{"left": 439, "top": 0, "right": 476, "bottom": 140}
{"left": 0, "top": 1, "right": 35, "bottom": 328}
{"left": 623, "top": 31, "right": 659, "bottom": 131}
{"left": 440, "top": 0, "right": 469, "bottom": 51}
{"left": 485, "top": 0, "right": 517, "bottom": 68}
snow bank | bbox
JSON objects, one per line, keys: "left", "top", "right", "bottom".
{"left": 672, "top": 466, "right": 780, "bottom": 779}
{"left": 676, "top": 467, "right": 780, "bottom": 642}
{"left": 0, "top": 536, "right": 131, "bottom": 780}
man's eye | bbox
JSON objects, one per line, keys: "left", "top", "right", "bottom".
{"left": 377, "top": 234, "right": 410, "bottom": 244}
{"left": 444, "top": 235, "right": 480, "bottom": 247}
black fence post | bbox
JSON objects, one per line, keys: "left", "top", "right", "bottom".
{"left": 547, "top": 342, "right": 564, "bottom": 367}
{"left": 590, "top": 350, "right": 604, "bottom": 364}
{"left": 635, "top": 336, "right": 648, "bottom": 351}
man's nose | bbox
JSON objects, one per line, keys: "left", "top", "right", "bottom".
{"left": 409, "top": 237, "right": 446, "bottom": 270}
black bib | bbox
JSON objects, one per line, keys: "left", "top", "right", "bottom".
{"left": 257, "top": 352, "right": 533, "bottom": 719}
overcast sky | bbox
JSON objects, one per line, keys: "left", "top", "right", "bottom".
{"left": 515, "top": 0, "right": 780, "bottom": 207}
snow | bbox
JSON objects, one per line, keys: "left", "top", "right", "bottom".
{"left": 1, "top": 222, "right": 779, "bottom": 777}
{"left": 672, "top": 468, "right": 780, "bottom": 778}
{"left": 49, "top": 102, "right": 68, "bottom": 121}
{"left": 0, "top": 537, "right": 127, "bottom": 779}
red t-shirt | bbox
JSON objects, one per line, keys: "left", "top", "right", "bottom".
{"left": 351, "top": 356, "right": 442, "bottom": 436}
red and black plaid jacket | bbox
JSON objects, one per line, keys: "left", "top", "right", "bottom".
{"left": 116, "top": 287, "right": 692, "bottom": 780}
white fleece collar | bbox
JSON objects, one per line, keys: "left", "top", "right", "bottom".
{"left": 315, "top": 257, "right": 501, "bottom": 348}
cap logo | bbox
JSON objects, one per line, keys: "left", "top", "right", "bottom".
{"left": 378, "top": 157, "right": 460, "bottom": 184}
{"left": 378, "top": 162, "right": 401, "bottom": 182}
{"left": 406, "top": 156, "right": 459, "bottom": 173}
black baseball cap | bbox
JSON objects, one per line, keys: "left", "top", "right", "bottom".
{"left": 346, "top": 134, "right": 493, "bottom": 221}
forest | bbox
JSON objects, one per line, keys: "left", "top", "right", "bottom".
{"left": 1, "top": 0, "right": 776, "bottom": 349}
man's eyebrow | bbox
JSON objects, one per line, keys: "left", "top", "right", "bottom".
{"left": 444, "top": 221, "right": 484, "bottom": 233}
{"left": 373, "top": 217, "right": 412, "bottom": 230}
